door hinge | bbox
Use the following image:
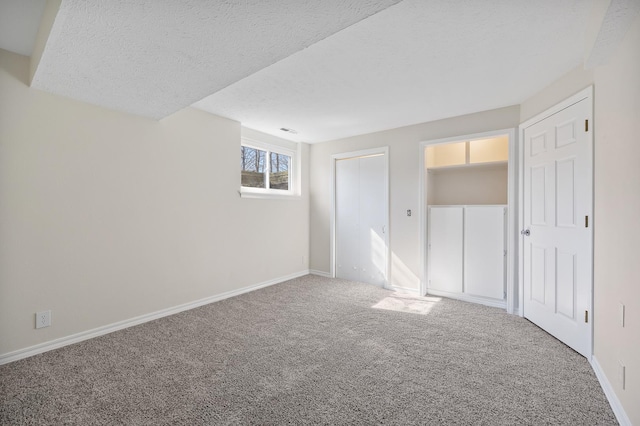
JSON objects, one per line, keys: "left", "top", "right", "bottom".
{"left": 585, "top": 310, "right": 589, "bottom": 323}
{"left": 585, "top": 216, "right": 589, "bottom": 228}
{"left": 585, "top": 119, "right": 589, "bottom": 132}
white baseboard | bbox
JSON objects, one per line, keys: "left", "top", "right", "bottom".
{"left": 388, "top": 285, "right": 420, "bottom": 294}
{"left": 591, "top": 355, "right": 631, "bottom": 426}
{"left": 0, "top": 270, "right": 310, "bottom": 365}
{"left": 4, "top": 272, "right": 631, "bottom": 426}
{"left": 426, "top": 289, "right": 507, "bottom": 309}
{"left": 309, "top": 269, "right": 332, "bottom": 278}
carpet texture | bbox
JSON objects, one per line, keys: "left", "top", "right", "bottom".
{"left": 0, "top": 275, "right": 617, "bottom": 425}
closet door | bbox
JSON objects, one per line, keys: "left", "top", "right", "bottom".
{"left": 335, "top": 158, "right": 360, "bottom": 282}
{"left": 359, "top": 155, "right": 386, "bottom": 286}
{"left": 428, "top": 206, "right": 463, "bottom": 293}
{"left": 464, "top": 206, "right": 506, "bottom": 300}
{"left": 335, "top": 155, "right": 387, "bottom": 285}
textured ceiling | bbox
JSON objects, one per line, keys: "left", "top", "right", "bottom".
{"left": 2, "top": 0, "right": 612, "bottom": 143}
{"left": 195, "top": 0, "right": 591, "bottom": 142}
{"left": 30, "top": 0, "right": 401, "bottom": 119}
{"left": 586, "top": 0, "right": 640, "bottom": 68}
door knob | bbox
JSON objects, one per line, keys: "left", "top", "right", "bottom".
{"left": 521, "top": 229, "right": 531, "bottom": 236}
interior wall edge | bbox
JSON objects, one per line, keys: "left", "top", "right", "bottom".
{"left": 309, "top": 270, "right": 332, "bottom": 278}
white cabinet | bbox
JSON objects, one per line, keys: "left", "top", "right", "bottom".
{"left": 428, "top": 205, "right": 506, "bottom": 307}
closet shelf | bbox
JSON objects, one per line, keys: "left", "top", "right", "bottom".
{"left": 427, "top": 160, "right": 507, "bottom": 172}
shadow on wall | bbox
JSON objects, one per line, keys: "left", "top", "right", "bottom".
{"left": 0, "top": 50, "right": 29, "bottom": 86}
{"left": 365, "top": 227, "right": 421, "bottom": 291}
{"left": 391, "top": 251, "right": 420, "bottom": 290}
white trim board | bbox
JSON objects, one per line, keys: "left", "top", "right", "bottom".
{"left": 426, "top": 289, "right": 507, "bottom": 310}
{"left": 309, "top": 269, "right": 332, "bottom": 278}
{"left": 389, "top": 285, "right": 420, "bottom": 295}
{"left": 591, "top": 356, "right": 631, "bottom": 426}
{"left": 0, "top": 270, "right": 311, "bottom": 365}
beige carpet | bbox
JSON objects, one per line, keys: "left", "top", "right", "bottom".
{"left": 0, "top": 275, "right": 617, "bottom": 425}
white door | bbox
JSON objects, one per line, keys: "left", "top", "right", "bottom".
{"left": 335, "top": 154, "right": 387, "bottom": 286}
{"left": 428, "top": 206, "right": 463, "bottom": 293}
{"left": 522, "top": 97, "right": 592, "bottom": 357}
{"left": 335, "top": 158, "right": 360, "bottom": 282}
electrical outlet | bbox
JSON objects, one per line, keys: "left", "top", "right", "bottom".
{"left": 407, "top": 209, "right": 412, "bottom": 217}
{"left": 35, "top": 310, "right": 51, "bottom": 329}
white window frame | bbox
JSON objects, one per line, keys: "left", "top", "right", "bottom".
{"left": 240, "top": 137, "right": 300, "bottom": 199}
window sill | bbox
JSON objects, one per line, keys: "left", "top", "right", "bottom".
{"left": 239, "top": 190, "right": 301, "bottom": 200}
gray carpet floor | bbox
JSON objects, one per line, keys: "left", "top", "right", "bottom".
{"left": 1, "top": 275, "right": 617, "bottom": 425}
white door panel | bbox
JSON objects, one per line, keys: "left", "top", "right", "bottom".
{"left": 335, "top": 159, "right": 360, "bottom": 282}
{"left": 522, "top": 97, "right": 592, "bottom": 357}
{"left": 359, "top": 155, "right": 387, "bottom": 286}
{"left": 464, "top": 206, "right": 506, "bottom": 300}
{"left": 335, "top": 154, "right": 387, "bottom": 286}
{"left": 428, "top": 207, "right": 463, "bottom": 293}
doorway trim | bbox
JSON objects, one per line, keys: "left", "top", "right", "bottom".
{"left": 518, "top": 86, "right": 594, "bottom": 357}
{"left": 330, "top": 146, "right": 390, "bottom": 288}
{"left": 418, "top": 128, "right": 518, "bottom": 313}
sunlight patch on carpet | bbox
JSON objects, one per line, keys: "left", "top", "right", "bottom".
{"left": 372, "top": 293, "right": 441, "bottom": 315}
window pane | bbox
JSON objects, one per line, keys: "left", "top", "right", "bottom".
{"left": 269, "top": 152, "right": 290, "bottom": 190}
{"left": 241, "top": 146, "right": 266, "bottom": 188}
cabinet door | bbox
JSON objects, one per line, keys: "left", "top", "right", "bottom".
{"left": 428, "top": 207, "right": 463, "bottom": 293}
{"left": 464, "top": 206, "right": 505, "bottom": 299}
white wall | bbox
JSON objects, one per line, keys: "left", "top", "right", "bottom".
{"left": 520, "top": 13, "right": 640, "bottom": 423}
{"left": 0, "top": 48, "right": 310, "bottom": 357}
{"left": 428, "top": 165, "right": 508, "bottom": 206}
{"left": 592, "top": 13, "right": 640, "bottom": 425}
{"left": 309, "top": 106, "right": 520, "bottom": 290}
{"left": 520, "top": 65, "right": 594, "bottom": 122}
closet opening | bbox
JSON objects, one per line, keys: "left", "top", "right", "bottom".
{"left": 419, "top": 130, "right": 517, "bottom": 313}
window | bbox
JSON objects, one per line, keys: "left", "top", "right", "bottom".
{"left": 269, "top": 152, "right": 290, "bottom": 190}
{"left": 240, "top": 138, "right": 298, "bottom": 198}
